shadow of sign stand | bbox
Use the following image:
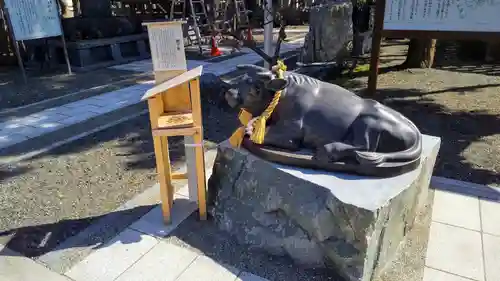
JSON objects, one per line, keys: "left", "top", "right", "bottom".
{"left": 1, "top": 0, "right": 72, "bottom": 84}
{"left": 367, "top": 0, "right": 500, "bottom": 95}
{"left": 141, "top": 20, "right": 208, "bottom": 225}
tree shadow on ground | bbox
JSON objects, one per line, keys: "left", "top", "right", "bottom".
{"left": 0, "top": 204, "right": 158, "bottom": 258}
{"left": 433, "top": 41, "right": 500, "bottom": 77}
{"left": 374, "top": 87, "right": 500, "bottom": 186}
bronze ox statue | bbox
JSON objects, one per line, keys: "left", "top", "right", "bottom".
{"left": 221, "top": 27, "right": 423, "bottom": 177}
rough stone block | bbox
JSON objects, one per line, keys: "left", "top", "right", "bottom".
{"left": 207, "top": 135, "right": 441, "bottom": 281}
{"left": 300, "top": 0, "right": 353, "bottom": 64}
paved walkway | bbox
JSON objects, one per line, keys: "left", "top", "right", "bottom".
{"left": 424, "top": 185, "right": 500, "bottom": 281}
{"left": 1, "top": 174, "right": 499, "bottom": 281}
{"left": 0, "top": 186, "right": 269, "bottom": 281}
{"left": 0, "top": 39, "right": 304, "bottom": 151}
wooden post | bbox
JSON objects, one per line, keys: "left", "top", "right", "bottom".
{"left": 367, "top": 0, "right": 386, "bottom": 96}
{"left": 188, "top": 78, "right": 207, "bottom": 220}
{"left": 3, "top": 8, "right": 27, "bottom": 84}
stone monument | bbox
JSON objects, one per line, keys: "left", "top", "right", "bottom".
{"left": 207, "top": 36, "right": 440, "bottom": 281}
{"left": 208, "top": 135, "right": 440, "bottom": 281}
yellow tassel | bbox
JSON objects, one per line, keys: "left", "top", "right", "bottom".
{"left": 238, "top": 109, "right": 253, "bottom": 124}
{"left": 250, "top": 116, "right": 267, "bottom": 144}
{"left": 229, "top": 127, "right": 245, "bottom": 148}
{"left": 228, "top": 109, "right": 253, "bottom": 148}
{"left": 249, "top": 65, "right": 285, "bottom": 144}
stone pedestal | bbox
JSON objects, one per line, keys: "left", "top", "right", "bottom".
{"left": 207, "top": 135, "right": 441, "bottom": 281}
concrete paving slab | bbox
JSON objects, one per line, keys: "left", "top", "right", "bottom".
{"left": 426, "top": 222, "right": 484, "bottom": 281}
{"left": 482, "top": 233, "right": 500, "bottom": 281}
{"left": 432, "top": 190, "right": 481, "bottom": 231}
{"left": 175, "top": 255, "right": 241, "bottom": 281}
{"left": 423, "top": 267, "right": 476, "bottom": 281}
{"left": 115, "top": 242, "right": 198, "bottom": 281}
{"left": 128, "top": 198, "right": 197, "bottom": 238}
{"left": 480, "top": 199, "right": 500, "bottom": 236}
{"left": 0, "top": 246, "right": 71, "bottom": 281}
{"left": 0, "top": 133, "right": 29, "bottom": 148}
{"left": 65, "top": 229, "right": 158, "bottom": 281}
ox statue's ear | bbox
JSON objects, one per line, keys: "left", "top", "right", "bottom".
{"left": 265, "top": 78, "right": 289, "bottom": 92}
{"left": 219, "top": 78, "right": 232, "bottom": 89}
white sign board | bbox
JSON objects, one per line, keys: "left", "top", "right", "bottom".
{"left": 4, "top": 0, "right": 62, "bottom": 41}
{"left": 383, "top": 0, "right": 500, "bottom": 32}
{"left": 148, "top": 24, "right": 187, "bottom": 71}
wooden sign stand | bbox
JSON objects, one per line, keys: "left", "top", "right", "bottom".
{"left": 141, "top": 21, "right": 207, "bottom": 224}
{"left": 367, "top": 0, "right": 500, "bottom": 95}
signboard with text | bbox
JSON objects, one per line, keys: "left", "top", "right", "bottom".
{"left": 4, "top": 0, "right": 62, "bottom": 41}
{"left": 383, "top": 0, "right": 500, "bottom": 32}
{"left": 368, "top": 0, "right": 500, "bottom": 94}
{"left": 148, "top": 23, "right": 187, "bottom": 71}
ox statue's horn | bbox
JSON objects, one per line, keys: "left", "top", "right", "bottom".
{"left": 236, "top": 64, "right": 273, "bottom": 80}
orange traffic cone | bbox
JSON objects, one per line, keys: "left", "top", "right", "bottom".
{"left": 246, "top": 28, "right": 253, "bottom": 41}
{"left": 210, "top": 36, "right": 222, "bottom": 57}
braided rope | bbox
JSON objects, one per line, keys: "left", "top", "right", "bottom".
{"left": 228, "top": 60, "right": 287, "bottom": 148}
{"left": 249, "top": 60, "right": 287, "bottom": 144}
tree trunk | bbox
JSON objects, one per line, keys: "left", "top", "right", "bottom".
{"left": 404, "top": 38, "right": 437, "bottom": 68}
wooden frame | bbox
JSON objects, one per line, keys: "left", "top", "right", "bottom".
{"left": 1, "top": 0, "right": 72, "bottom": 84}
{"left": 142, "top": 21, "right": 207, "bottom": 225}
{"left": 367, "top": 0, "right": 500, "bottom": 95}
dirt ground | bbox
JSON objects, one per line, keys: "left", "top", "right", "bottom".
{"left": 333, "top": 40, "right": 500, "bottom": 187}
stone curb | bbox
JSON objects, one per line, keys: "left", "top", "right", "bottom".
{"left": 0, "top": 72, "right": 153, "bottom": 121}
{"left": 431, "top": 176, "right": 500, "bottom": 202}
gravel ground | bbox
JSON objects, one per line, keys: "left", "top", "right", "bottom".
{"left": 0, "top": 114, "right": 187, "bottom": 256}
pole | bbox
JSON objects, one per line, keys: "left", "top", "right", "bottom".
{"left": 55, "top": 0, "right": 73, "bottom": 75}
{"left": 3, "top": 8, "right": 27, "bottom": 84}
{"left": 263, "top": 0, "right": 274, "bottom": 69}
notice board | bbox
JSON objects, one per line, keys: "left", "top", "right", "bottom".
{"left": 147, "top": 22, "right": 187, "bottom": 71}
{"left": 367, "top": 0, "right": 500, "bottom": 94}
{"left": 383, "top": 0, "right": 500, "bottom": 32}
{"left": 4, "top": 0, "right": 62, "bottom": 41}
